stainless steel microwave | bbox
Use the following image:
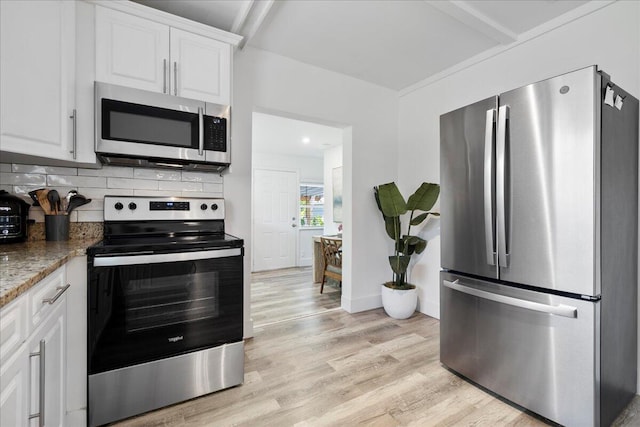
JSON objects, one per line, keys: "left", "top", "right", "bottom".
{"left": 95, "top": 82, "right": 230, "bottom": 172}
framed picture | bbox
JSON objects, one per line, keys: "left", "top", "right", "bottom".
{"left": 332, "top": 166, "right": 343, "bottom": 223}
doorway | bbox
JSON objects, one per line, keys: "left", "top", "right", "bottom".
{"left": 251, "top": 111, "right": 344, "bottom": 325}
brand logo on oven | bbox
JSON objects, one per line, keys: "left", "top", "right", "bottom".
{"left": 168, "top": 335, "right": 184, "bottom": 343}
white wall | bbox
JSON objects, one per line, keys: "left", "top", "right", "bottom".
{"left": 398, "top": 0, "right": 640, "bottom": 391}
{"left": 231, "top": 46, "right": 398, "bottom": 337}
{"left": 323, "top": 144, "right": 343, "bottom": 236}
{"left": 252, "top": 151, "right": 323, "bottom": 183}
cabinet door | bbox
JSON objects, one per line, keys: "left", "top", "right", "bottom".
{"left": 170, "top": 28, "right": 231, "bottom": 105}
{"left": 0, "top": 345, "right": 29, "bottom": 427}
{"left": 28, "top": 300, "right": 66, "bottom": 427}
{"left": 0, "top": 0, "right": 75, "bottom": 161}
{"left": 96, "top": 6, "right": 169, "bottom": 93}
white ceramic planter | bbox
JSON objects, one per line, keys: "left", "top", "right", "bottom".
{"left": 380, "top": 284, "right": 418, "bottom": 319}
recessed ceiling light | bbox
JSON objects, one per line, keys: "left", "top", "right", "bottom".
{"left": 302, "top": 137, "right": 311, "bottom": 144}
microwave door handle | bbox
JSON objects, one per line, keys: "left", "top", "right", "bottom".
{"left": 198, "top": 107, "right": 204, "bottom": 156}
{"left": 163, "top": 59, "right": 167, "bottom": 94}
{"left": 174, "top": 62, "right": 178, "bottom": 96}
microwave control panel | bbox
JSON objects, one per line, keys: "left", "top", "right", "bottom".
{"left": 204, "top": 116, "right": 227, "bottom": 152}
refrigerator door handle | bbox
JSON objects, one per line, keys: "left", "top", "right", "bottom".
{"left": 496, "top": 105, "right": 510, "bottom": 267}
{"left": 484, "top": 109, "right": 497, "bottom": 265}
{"left": 443, "top": 279, "right": 578, "bottom": 318}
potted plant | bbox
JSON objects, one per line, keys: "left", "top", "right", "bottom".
{"left": 374, "top": 182, "right": 440, "bottom": 319}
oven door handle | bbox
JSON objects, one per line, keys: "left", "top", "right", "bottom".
{"left": 93, "top": 248, "right": 242, "bottom": 267}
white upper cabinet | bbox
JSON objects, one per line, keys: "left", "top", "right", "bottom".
{"left": 96, "top": 6, "right": 169, "bottom": 93}
{"left": 0, "top": 0, "right": 80, "bottom": 163}
{"left": 96, "top": 6, "right": 232, "bottom": 105}
{"left": 170, "top": 28, "right": 231, "bottom": 105}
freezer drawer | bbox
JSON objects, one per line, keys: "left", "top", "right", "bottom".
{"left": 440, "top": 272, "right": 599, "bottom": 426}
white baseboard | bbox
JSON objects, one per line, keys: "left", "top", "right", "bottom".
{"left": 417, "top": 298, "right": 440, "bottom": 319}
{"left": 341, "top": 293, "right": 382, "bottom": 313}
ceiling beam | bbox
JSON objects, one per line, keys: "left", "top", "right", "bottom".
{"left": 232, "top": 0, "right": 276, "bottom": 49}
{"left": 426, "top": 0, "right": 517, "bottom": 45}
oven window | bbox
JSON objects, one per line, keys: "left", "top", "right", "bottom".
{"left": 89, "top": 254, "right": 243, "bottom": 374}
{"left": 124, "top": 271, "right": 219, "bottom": 333}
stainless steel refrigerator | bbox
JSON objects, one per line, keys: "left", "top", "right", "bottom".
{"left": 439, "top": 65, "right": 638, "bottom": 427}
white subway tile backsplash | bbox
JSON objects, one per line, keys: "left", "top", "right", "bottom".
{"left": 12, "top": 164, "right": 78, "bottom": 175}
{"left": 181, "top": 171, "right": 223, "bottom": 183}
{"left": 77, "top": 210, "right": 104, "bottom": 222}
{"left": 78, "top": 165, "right": 133, "bottom": 178}
{"left": 48, "top": 175, "right": 107, "bottom": 188}
{"left": 28, "top": 209, "right": 45, "bottom": 223}
{"left": 3, "top": 162, "right": 225, "bottom": 223}
{"left": 132, "top": 189, "right": 173, "bottom": 197}
{"left": 78, "top": 188, "right": 134, "bottom": 199}
{"left": 203, "top": 183, "right": 223, "bottom": 194}
{"left": 158, "top": 181, "right": 203, "bottom": 192}
{"left": 1, "top": 173, "right": 47, "bottom": 186}
{"left": 182, "top": 191, "right": 223, "bottom": 198}
{"left": 134, "top": 168, "right": 181, "bottom": 181}
{"left": 108, "top": 177, "right": 158, "bottom": 190}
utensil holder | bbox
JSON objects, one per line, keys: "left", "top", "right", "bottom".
{"left": 45, "top": 215, "right": 69, "bottom": 241}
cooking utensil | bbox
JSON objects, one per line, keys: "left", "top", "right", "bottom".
{"left": 66, "top": 194, "right": 91, "bottom": 213}
{"left": 37, "top": 190, "right": 52, "bottom": 215}
{"left": 28, "top": 188, "right": 45, "bottom": 206}
{"left": 48, "top": 190, "right": 60, "bottom": 215}
{"left": 64, "top": 190, "right": 77, "bottom": 213}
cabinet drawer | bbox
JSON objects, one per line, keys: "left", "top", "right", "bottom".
{"left": 29, "top": 266, "right": 68, "bottom": 332}
{"left": 0, "top": 296, "right": 28, "bottom": 363}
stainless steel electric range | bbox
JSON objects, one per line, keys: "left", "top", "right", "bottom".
{"left": 87, "top": 195, "right": 244, "bottom": 427}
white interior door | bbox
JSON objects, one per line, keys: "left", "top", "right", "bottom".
{"left": 253, "top": 169, "right": 298, "bottom": 271}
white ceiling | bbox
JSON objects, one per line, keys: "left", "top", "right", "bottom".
{"left": 252, "top": 112, "right": 343, "bottom": 158}
{"left": 133, "top": 0, "right": 593, "bottom": 158}
{"left": 134, "top": 0, "right": 590, "bottom": 91}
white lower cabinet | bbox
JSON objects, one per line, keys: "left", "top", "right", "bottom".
{"left": 0, "top": 346, "right": 29, "bottom": 426}
{"left": 27, "top": 300, "right": 67, "bottom": 427}
{"left": 0, "top": 264, "right": 71, "bottom": 426}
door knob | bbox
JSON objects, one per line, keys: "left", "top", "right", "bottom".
{"left": 292, "top": 224, "right": 297, "bottom": 228}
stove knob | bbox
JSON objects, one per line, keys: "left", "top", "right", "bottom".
{"left": 114, "top": 202, "right": 123, "bottom": 211}
{"left": 128, "top": 202, "right": 137, "bottom": 210}
{"left": 210, "top": 203, "right": 218, "bottom": 211}
{"left": 200, "top": 203, "right": 208, "bottom": 210}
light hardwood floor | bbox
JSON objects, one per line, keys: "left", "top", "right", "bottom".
{"left": 111, "top": 268, "right": 640, "bottom": 426}
{"left": 251, "top": 267, "right": 341, "bottom": 327}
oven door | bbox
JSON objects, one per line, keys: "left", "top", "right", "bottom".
{"left": 88, "top": 247, "right": 243, "bottom": 375}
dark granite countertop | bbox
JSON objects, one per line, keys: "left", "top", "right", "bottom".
{"left": 0, "top": 239, "right": 100, "bottom": 308}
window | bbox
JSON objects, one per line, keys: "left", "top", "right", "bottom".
{"left": 300, "top": 184, "right": 324, "bottom": 227}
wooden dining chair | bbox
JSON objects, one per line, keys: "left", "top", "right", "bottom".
{"left": 320, "top": 237, "right": 342, "bottom": 294}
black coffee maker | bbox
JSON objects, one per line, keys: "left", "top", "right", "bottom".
{"left": 0, "top": 190, "right": 30, "bottom": 243}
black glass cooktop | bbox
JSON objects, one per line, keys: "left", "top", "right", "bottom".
{"left": 88, "top": 220, "right": 243, "bottom": 256}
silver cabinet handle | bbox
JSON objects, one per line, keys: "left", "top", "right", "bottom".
{"left": 29, "top": 339, "right": 46, "bottom": 427}
{"left": 198, "top": 107, "right": 204, "bottom": 156}
{"left": 163, "top": 59, "right": 167, "bottom": 94}
{"left": 443, "top": 279, "right": 577, "bottom": 318}
{"left": 496, "top": 105, "right": 510, "bottom": 267}
{"left": 69, "top": 109, "right": 77, "bottom": 159}
{"left": 174, "top": 61, "right": 178, "bottom": 96}
{"left": 42, "top": 284, "right": 70, "bottom": 305}
{"left": 484, "top": 108, "right": 496, "bottom": 266}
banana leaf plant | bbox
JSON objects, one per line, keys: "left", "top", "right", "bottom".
{"left": 374, "top": 182, "right": 440, "bottom": 290}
